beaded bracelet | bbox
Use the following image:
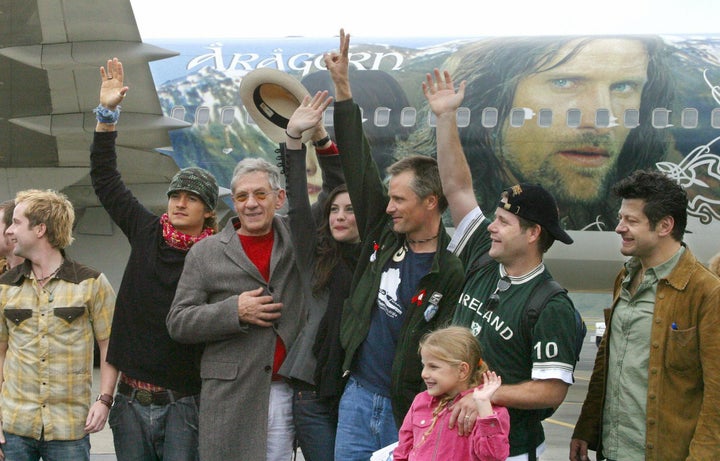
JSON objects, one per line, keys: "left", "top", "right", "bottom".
{"left": 94, "top": 104, "right": 121, "bottom": 124}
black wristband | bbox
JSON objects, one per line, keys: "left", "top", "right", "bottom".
{"left": 312, "top": 135, "right": 331, "bottom": 147}
{"left": 285, "top": 130, "right": 302, "bottom": 140}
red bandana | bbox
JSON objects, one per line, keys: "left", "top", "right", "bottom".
{"left": 160, "top": 213, "right": 215, "bottom": 250}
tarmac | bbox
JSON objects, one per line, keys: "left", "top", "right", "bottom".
{"left": 90, "top": 292, "right": 610, "bottom": 461}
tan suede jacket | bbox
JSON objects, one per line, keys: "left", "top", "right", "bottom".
{"left": 573, "top": 247, "right": 720, "bottom": 460}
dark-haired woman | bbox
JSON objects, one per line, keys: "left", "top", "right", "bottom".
{"left": 278, "top": 91, "right": 360, "bottom": 461}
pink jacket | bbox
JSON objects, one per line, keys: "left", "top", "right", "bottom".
{"left": 394, "top": 389, "right": 510, "bottom": 461}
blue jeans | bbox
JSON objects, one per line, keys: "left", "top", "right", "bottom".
{"left": 292, "top": 386, "right": 339, "bottom": 461}
{"left": 108, "top": 392, "right": 199, "bottom": 461}
{"left": 334, "top": 377, "right": 398, "bottom": 461}
{"left": 1, "top": 433, "right": 90, "bottom": 461}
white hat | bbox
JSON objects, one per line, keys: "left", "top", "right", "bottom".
{"left": 239, "top": 68, "right": 312, "bottom": 143}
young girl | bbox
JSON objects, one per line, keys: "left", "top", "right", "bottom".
{"left": 394, "top": 326, "right": 510, "bottom": 461}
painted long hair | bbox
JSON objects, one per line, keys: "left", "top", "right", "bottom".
{"left": 397, "top": 35, "right": 675, "bottom": 228}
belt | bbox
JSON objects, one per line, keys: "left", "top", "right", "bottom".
{"left": 117, "top": 381, "right": 191, "bottom": 406}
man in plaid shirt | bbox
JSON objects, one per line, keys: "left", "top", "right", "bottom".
{"left": 0, "top": 189, "right": 117, "bottom": 461}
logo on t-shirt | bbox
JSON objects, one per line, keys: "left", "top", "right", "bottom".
{"left": 378, "top": 268, "right": 403, "bottom": 319}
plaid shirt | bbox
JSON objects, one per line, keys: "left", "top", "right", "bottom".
{"left": 0, "top": 259, "right": 115, "bottom": 441}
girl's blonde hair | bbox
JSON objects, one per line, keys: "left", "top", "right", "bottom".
{"left": 417, "top": 326, "right": 489, "bottom": 442}
{"left": 419, "top": 326, "right": 489, "bottom": 386}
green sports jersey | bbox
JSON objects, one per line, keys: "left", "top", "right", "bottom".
{"left": 450, "top": 207, "right": 578, "bottom": 457}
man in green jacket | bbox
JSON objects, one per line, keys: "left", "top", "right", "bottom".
{"left": 571, "top": 170, "right": 720, "bottom": 461}
{"left": 326, "top": 30, "right": 465, "bottom": 461}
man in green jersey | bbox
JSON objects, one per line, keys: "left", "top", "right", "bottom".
{"left": 425, "top": 69, "right": 579, "bottom": 460}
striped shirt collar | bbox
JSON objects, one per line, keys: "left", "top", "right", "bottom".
{"left": 499, "top": 261, "right": 545, "bottom": 284}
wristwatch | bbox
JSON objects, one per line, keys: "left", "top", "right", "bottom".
{"left": 96, "top": 393, "right": 114, "bottom": 408}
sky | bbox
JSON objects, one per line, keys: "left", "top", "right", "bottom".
{"left": 131, "top": 0, "right": 720, "bottom": 40}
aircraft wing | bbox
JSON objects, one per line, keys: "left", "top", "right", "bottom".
{"left": 0, "top": 0, "right": 188, "bottom": 213}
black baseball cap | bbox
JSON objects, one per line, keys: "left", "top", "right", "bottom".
{"left": 497, "top": 183, "right": 573, "bottom": 245}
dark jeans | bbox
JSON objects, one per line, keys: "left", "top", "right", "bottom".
{"left": 108, "top": 392, "right": 199, "bottom": 461}
{"left": 1, "top": 433, "right": 90, "bottom": 461}
{"left": 292, "top": 386, "right": 339, "bottom": 461}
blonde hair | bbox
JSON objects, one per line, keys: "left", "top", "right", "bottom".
{"left": 15, "top": 189, "right": 75, "bottom": 249}
{"left": 417, "top": 326, "right": 489, "bottom": 441}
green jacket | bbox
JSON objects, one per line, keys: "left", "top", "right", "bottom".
{"left": 334, "top": 99, "right": 465, "bottom": 425}
{"left": 573, "top": 246, "right": 720, "bottom": 460}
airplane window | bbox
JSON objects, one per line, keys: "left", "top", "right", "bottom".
{"left": 400, "top": 107, "right": 417, "bottom": 127}
{"left": 244, "top": 109, "right": 257, "bottom": 126}
{"left": 538, "top": 109, "right": 552, "bottom": 127}
{"left": 596, "top": 109, "right": 610, "bottom": 128}
{"left": 651, "top": 108, "right": 671, "bottom": 128}
{"left": 481, "top": 108, "right": 498, "bottom": 128}
{"left": 195, "top": 106, "right": 210, "bottom": 126}
{"left": 374, "top": 107, "right": 391, "bottom": 127}
{"left": 566, "top": 109, "right": 581, "bottom": 128}
{"left": 713, "top": 108, "right": 720, "bottom": 129}
{"left": 456, "top": 107, "right": 471, "bottom": 128}
{"left": 509, "top": 108, "right": 526, "bottom": 127}
{"left": 220, "top": 106, "right": 235, "bottom": 126}
{"left": 171, "top": 106, "right": 186, "bottom": 121}
{"left": 322, "top": 107, "right": 333, "bottom": 126}
{"left": 623, "top": 109, "right": 640, "bottom": 128}
{"left": 681, "top": 108, "right": 699, "bottom": 129}
{"left": 428, "top": 111, "right": 437, "bottom": 128}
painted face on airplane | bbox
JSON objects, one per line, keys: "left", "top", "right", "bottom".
{"left": 501, "top": 39, "right": 649, "bottom": 208}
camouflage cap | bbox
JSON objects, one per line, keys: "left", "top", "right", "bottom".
{"left": 167, "top": 167, "right": 219, "bottom": 210}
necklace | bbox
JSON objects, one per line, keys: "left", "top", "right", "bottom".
{"left": 45, "top": 281, "right": 60, "bottom": 303}
{"left": 406, "top": 234, "right": 438, "bottom": 244}
{"left": 33, "top": 261, "right": 63, "bottom": 285}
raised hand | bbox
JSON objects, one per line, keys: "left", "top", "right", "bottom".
{"left": 99, "top": 57, "right": 129, "bottom": 109}
{"left": 472, "top": 371, "right": 502, "bottom": 419}
{"left": 286, "top": 91, "right": 333, "bottom": 140}
{"left": 324, "top": 28, "right": 352, "bottom": 100}
{"left": 473, "top": 371, "right": 502, "bottom": 402}
{"left": 422, "top": 69, "right": 466, "bottom": 118}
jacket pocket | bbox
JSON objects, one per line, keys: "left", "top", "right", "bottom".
{"left": 53, "top": 306, "right": 86, "bottom": 323}
{"left": 665, "top": 326, "right": 700, "bottom": 374}
{"left": 4, "top": 309, "right": 32, "bottom": 326}
{"left": 200, "top": 361, "right": 239, "bottom": 380}
{"left": 412, "top": 416, "right": 433, "bottom": 431}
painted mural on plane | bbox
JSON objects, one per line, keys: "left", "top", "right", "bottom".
{"left": 145, "top": 35, "right": 720, "bottom": 233}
